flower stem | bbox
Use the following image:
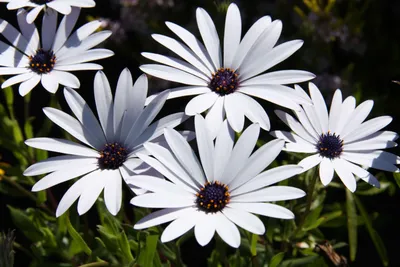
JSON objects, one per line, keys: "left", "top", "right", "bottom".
{"left": 291, "top": 167, "right": 318, "bottom": 239}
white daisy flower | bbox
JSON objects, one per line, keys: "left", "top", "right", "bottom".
{"left": 128, "top": 115, "right": 305, "bottom": 248}
{"left": 0, "top": 8, "right": 113, "bottom": 96}
{"left": 23, "top": 69, "right": 191, "bottom": 217}
{"left": 271, "top": 83, "right": 400, "bottom": 192}
{"left": 140, "top": 3, "right": 315, "bottom": 137}
{"left": 0, "top": 0, "right": 95, "bottom": 23}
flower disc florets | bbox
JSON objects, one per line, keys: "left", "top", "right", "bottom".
{"left": 28, "top": 49, "right": 56, "bottom": 74}
{"left": 98, "top": 143, "right": 128, "bottom": 170}
{"left": 30, "top": 0, "right": 52, "bottom": 4}
{"left": 196, "top": 181, "right": 230, "bottom": 213}
{"left": 317, "top": 132, "right": 344, "bottom": 159}
{"left": 209, "top": 68, "right": 239, "bottom": 95}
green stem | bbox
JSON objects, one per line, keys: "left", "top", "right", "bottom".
{"left": 291, "top": 168, "right": 318, "bottom": 239}
{"left": 2, "top": 176, "right": 53, "bottom": 214}
{"left": 78, "top": 262, "right": 109, "bottom": 267}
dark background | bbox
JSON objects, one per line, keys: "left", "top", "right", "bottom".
{"left": 1, "top": 0, "right": 400, "bottom": 266}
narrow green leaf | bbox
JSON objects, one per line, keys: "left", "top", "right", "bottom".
{"left": 250, "top": 233, "right": 257, "bottom": 256}
{"left": 7, "top": 206, "right": 43, "bottom": 242}
{"left": 62, "top": 214, "right": 92, "bottom": 255}
{"left": 138, "top": 234, "right": 159, "bottom": 267}
{"left": 269, "top": 252, "right": 285, "bottom": 267}
{"left": 394, "top": 173, "right": 400, "bottom": 188}
{"left": 354, "top": 195, "right": 389, "bottom": 266}
{"left": 117, "top": 229, "right": 134, "bottom": 264}
{"left": 345, "top": 189, "right": 357, "bottom": 261}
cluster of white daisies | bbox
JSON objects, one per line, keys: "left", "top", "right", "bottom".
{"left": 1, "top": 1, "right": 399, "bottom": 248}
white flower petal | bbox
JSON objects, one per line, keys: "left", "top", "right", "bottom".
{"left": 103, "top": 170, "right": 122, "bottom": 215}
{"left": 332, "top": 158, "right": 357, "bottom": 192}
{"left": 145, "top": 86, "right": 210, "bottom": 105}
{"left": 298, "top": 154, "right": 322, "bottom": 172}
{"left": 194, "top": 213, "right": 216, "bottom": 246}
{"left": 130, "top": 193, "right": 194, "bottom": 208}
{"left": 32, "top": 164, "right": 98, "bottom": 191}
{"left": 232, "top": 186, "right": 305, "bottom": 202}
{"left": 25, "top": 137, "right": 99, "bottom": 157}
{"left": 238, "top": 93, "right": 271, "bottom": 131}
{"left": 328, "top": 89, "right": 343, "bottom": 133}
{"left": 151, "top": 34, "right": 211, "bottom": 77}
{"left": 0, "top": 16, "right": 33, "bottom": 54}
{"left": 17, "top": 9, "right": 39, "bottom": 52}
{"left": 24, "top": 155, "right": 96, "bottom": 176}
{"left": 51, "top": 70, "right": 80, "bottom": 88}
{"left": 161, "top": 209, "right": 200, "bottom": 243}
{"left": 18, "top": 74, "right": 40, "bottom": 96}
{"left": 241, "top": 70, "right": 315, "bottom": 85}
{"left": 58, "top": 20, "right": 102, "bottom": 52}
{"left": 228, "top": 202, "right": 294, "bottom": 219}
{"left": 26, "top": 6, "right": 44, "bottom": 24}
{"left": 339, "top": 160, "right": 380, "bottom": 188}
{"left": 140, "top": 64, "right": 208, "bottom": 86}
{"left": 213, "top": 120, "right": 234, "bottom": 182}
{"left": 274, "top": 110, "right": 317, "bottom": 144}
{"left": 41, "top": 9, "right": 57, "bottom": 50}
{"left": 309, "top": 83, "right": 329, "bottom": 133}
{"left": 47, "top": 1, "right": 72, "bottom": 15}
{"left": 222, "top": 207, "right": 265, "bottom": 235}
{"left": 231, "top": 165, "right": 302, "bottom": 196}
{"left": 224, "top": 93, "right": 245, "bottom": 132}
{"left": 57, "top": 49, "right": 113, "bottom": 65}
{"left": 113, "top": 68, "right": 133, "bottom": 135}
{"left": 239, "top": 40, "right": 303, "bottom": 81}
{"left": 52, "top": 7, "right": 80, "bottom": 52}
{"left": 221, "top": 124, "right": 259, "bottom": 185}
{"left": 2, "top": 72, "right": 35, "bottom": 89}
{"left": 205, "top": 96, "right": 225, "bottom": 140}
{"left": 229, "top": 139, "right": 284, "bottom": 191}
{"left": 0, "top": 67, "right": 29, "bottom": 75}
{"left": 164, "top": 128, "right": 206, "bottom": 186}
{"left": 54, "top": 63, "right": 103, "bottom": 71}
{"left": 63, "top": 87, "right": 106, "bottom": 148}
{"left": 214, "top": 212, "right": 241, "bottom": 248}
{"left": 223, "top": 3, "right": 241, "bottom": 68}
{"left": 142, "top": 52, "right": 210, "bottom": 81}
{"left": 196, "top": 7, "right": 222, "bottom": 69}
{"left": 344, "top": 138, "right": 397, "bottom": 151}
{"left": 195, "top": 115, "right": 214, "bottom": 181}
{"left": 185, "top": 92, "right": 219, "bottom": 116}
{"left": 335, "top": 96, "right": 356, "bottom": 135}
{"left": 41, "top": 73, "right": 59, "bottom": 93}
{"left": 341, "top": 152, "right": 399, "bottom": 173}
{"left": 319, "top": 158, "right": 334, "bottom": 186}
{"left": 126, "top": 175, "right": 192, "bottom": 196}
{"left": 231, "top": 15, "right": 271, "bottom": 70}
{"left": 340, "top": 100, "right": 374, "bottom": 138}
{"left": 134, "top": 207, "right": 193, "bottom": 230}
{"left": 94, "top": 71, "right": 114, "bottom": 140}
{"left": 165, "top": 21, "right": 215, "bottom": 73}
{"left": 343, "top": 116, "right": 392, "bottom": 144}
{"left": 77, "top": 171, "right": 107, "bottom": 215}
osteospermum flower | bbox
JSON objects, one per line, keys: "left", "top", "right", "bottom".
{"left": 0, "top": 8, "right": 113, "bottom": 96}
{"left": 140, "top": 3, "right": 315, "bottom": 137}
{"left": 271, "top": 83, "right": 400, "bottom": 192}
{"left": 24, "top": 69, "right": 190, "bottom": 216}
{"left": 0, "top": 0, "right": 95, "bottom": 23}
{"left": 128, "top": 115, "right": 305, "bottom": 248}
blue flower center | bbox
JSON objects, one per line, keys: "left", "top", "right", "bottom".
{"left": 30, "top": 0, "right": 52, "bottom": 4}
{"left": 209, "top": 68, "right": 239, "bottom": 95}
{"left": 98, "top": 143, "right": 128, "bottom": 170}
{"left": 29, "top": 49, "right": 56, "bottom": 74}
{"left": 196, "top": 181, "right": 230, "bottom": 213}
{"left": 317, "top": 132, "right": 343, "bottom": 159}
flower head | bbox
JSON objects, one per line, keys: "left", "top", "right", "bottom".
{"left": 0, "top": 8, "right": 113, "bottom": 96}
{"left": 24, "top": 69, "right": 190, "bottom": 216}
{"left": 129, "top": 115, "right": 305, "bottom": 248}
{"left": 140, "top": 3, "right": 315, "bottom": 137}
{"left": 0, "top": 0, "right": 95, "bottom": 23}
{"left": 271, "top": 83, "right": 400, "bottom": 192}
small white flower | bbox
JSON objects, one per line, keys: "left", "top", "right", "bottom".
{"left": 0, "top": 0, "right": 95, "bottom": 23}
{"left": 0, "top": 8, "right": 113, "bottom": 96}
{"left": 271, "top": 83, "right": 400, "bottom": 192}
{"left": 129, "top": 115, "right": 305, "bottom": 248}
{"left": 24, "top": 69, "right": 191, "bottom": 217}
{"left": 140, "top": 3, "right": 315, "bottom": 136}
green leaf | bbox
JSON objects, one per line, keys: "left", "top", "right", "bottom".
{"left": 355, "top": 182, "right": 391, "bottom": 196}
{"left": 394, "top": 173, "right": 400, "bottom": 188}
{"left": 354, "top": 195, "right": 389, "bottom": 266}
{"left": 61, "top": 214, "right": 92, "bottom": 256}
{"left": 7, "top": 206, "right": 43, "bottom": 242}
{"left": 250, "top": 233, "right": 257, "bottom": 256}
{"left": 137, "top": 234, "right": 159, "bottom": 267}
{"left": 269, "top": 252, "right": 285, "bottom": 267}
{"left": 346, "top": 189, "right": 357, "bottom": 261}
{"left": 117, "top": 229, "right": 134, "bottom": 264}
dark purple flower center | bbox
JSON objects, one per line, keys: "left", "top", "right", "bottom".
{"left": 30, "top": 0, "right": 52, "bottom": 4}
{"left": 28, "top": 49, "right": 56, "bottom": 74}
{"left": 317, "top": 132, "right": 343, "bottom": 159}
{"left": 209, "top": 68, "right": 239, "bottom": 96}
{"left": 196, "top": 181, "right": 230, "bottom": 213}
{"left": 98, "top": 143, "right": 128, "bottom": 170}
